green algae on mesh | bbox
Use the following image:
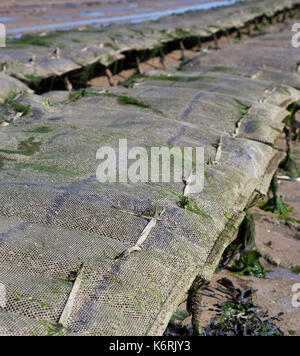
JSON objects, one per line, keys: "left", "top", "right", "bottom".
{"left": 0, "top": 137, "right": 41, "bottom": 156}
{"left": 118, "top": 95, "right": 150, "bottom": 109}
{"left": 15, "top": 163, "right": 81, "bottom": 177}
{"left": 278, "top": 86, "right": 291, "bottom": 96}
{"left": 7, "top": 32, "right": 65, "bottom": 48}
{"left": 17, "top": 137, "right": 41, "bottom": 156}
{"left": 67, "top": 89, "right": 104, "bottom": 103}
{"left": 147, "top": 75, "right": 204, "bottom": 82}
{"left": 25, "top": 126, "right": 53, "bottom": 134}
{"left": 174, "top": 29, "right": 191, "bottom": 37}
{"left": 13, "top": 290, "right": 50, "bottom": 308}
{"left": 75, "top": 130, "right": 127, "bottom": 146}
{"left": 4, "top": 91, "right": 32, "bottom": 116}
{"left": 117, "top": 95, "right": 166, "bottom": 117}
{"left": 10, "top": 101, "right": 32, "bottom": 116}
{"left": 207, "top": 25, "right": 219, "bottom": 29}
{"left": 4, "top": 90, "right": 19, "bottom": 103}
{"left": 68, "top": 91, "right": 85, "bottom": 103}
{"left": 43, "top": 322, "right": 70, "bottom": 336}
{"left": 171, "top": 191, "right": 213, "bottom": 221}
{"left": 232, "top": 98, "right": 251, "bottom": 112}
{"left": 224, "top": 211, "right": 233, "bottom": 220}
{"left": 186, "top": 198, "right": 213, "bottom": 221}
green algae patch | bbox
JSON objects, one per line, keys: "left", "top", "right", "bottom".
{"left": 259, "top": 170, "right": 292, "bottom": 215}
{"left": 25, "top": 126, "right": 53, "bottom": 134}
{"left": 4, "top": 91, "right": 32, "bottom": 116}
{"left": 119, "top": 74, "right": 146, "bottom": 88}
{"left": 292, "top": 266, "right": 300, "bottom": 275}
{"left": 10, "top": 102, "right": 32, "bottom": 116}
{"left": 67, "top": 89, "right": 103, "bottom": 103}
{"left": 15, "top": 163, "right": 81, "bottom": 177}
{"left": 171, "top": 191, "right": 213, "bottom": 222}
{"left": 43, "top": 322, "right": 70, "bottom": 336}
{"left": 0, "top": 137, "right": 41, "bottom": 156}
{"left": 231, "top": 248, "right": 266, "bottom": 279}
{"left": 259, "top": 199, "right": 292, "bottom": 215}
{"left": 18, "top": 137, "right": 41, "bottom": 156}
{"left": 118, "top": 95, "right": 150, "bottom": 109}
{"left": 186, "top": 198, "right": 213, "bottom": 221}
{"left": 111, "top": 94, "right": 166, "bottom": 117}
{"left": 42, "top": 98, "right": 59, "bottom": 107}
{"left": 68, "top": 91, "right": 86, "bottom": 103}
{"left": 225, "top": 212, "right": 266, "bottom": 279}
{"left": 7, "top": 32, "right": 65, "bottom": 48}
{"left": 174, "top": 29, "right": 191, "bottom": 37}
{"left": 233, "top": 98, "right": 251, "bottom": 112}
{"left": 147, "top": 75, "right": 200, "bottom": 82}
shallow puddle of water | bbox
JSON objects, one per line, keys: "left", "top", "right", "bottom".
{"left": 0, "top": 17, "right": 18, "bottom": 23}
{"left": 267, "top": 269, "right": 300, "bottom": 280}
{"left": 43, "top": 14, "right": 73, "bottom": 21}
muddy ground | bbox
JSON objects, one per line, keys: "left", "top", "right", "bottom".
{"left": 0, "top": 0, "right": 233, "bottom": 35}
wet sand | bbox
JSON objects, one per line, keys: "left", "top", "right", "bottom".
{"left": 0, "top": 0, "right": 244, "bottom": 35}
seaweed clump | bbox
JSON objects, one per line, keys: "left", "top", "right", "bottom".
{"left": 164, "top": 278, "right": 285, "bottom": 337}
{"left": 202, "top": 278, "right": 285, "bottom": 336}
{"left": 221, "top": 211, "right": 266, "bottom": 278}
{"left": 259, "top": 170, "right": 292, "bottom": 215}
